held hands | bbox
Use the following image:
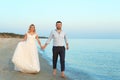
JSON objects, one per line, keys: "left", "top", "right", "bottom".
{"left": 41, "top": 45, "right": 46, "bottom": 50}
{"left": 40, "top": 43, "right": 47, "bottom": 50}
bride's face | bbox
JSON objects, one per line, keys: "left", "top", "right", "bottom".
{"left": 30, "top": 26, "right": 35, "bottom": 32}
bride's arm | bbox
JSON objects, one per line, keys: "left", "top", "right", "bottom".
{"left": 21, "top": 34, "right": 27, "bottom": 41}
{"left": 36, "top": 35, "right": 42, "bottom": 48}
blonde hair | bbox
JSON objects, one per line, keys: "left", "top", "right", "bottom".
{"left": 28, "top": 24, "right": 36, "bottom": 33}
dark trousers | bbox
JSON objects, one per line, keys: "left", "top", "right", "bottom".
{"left": 52, "top": 46, "right": 65, "bottom": 72}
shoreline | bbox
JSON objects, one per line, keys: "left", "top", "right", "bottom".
{"left": 0, "top": 38, "right": 70, "bottom": 80}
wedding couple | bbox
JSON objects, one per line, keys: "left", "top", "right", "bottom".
{"left": 12, "top": 21, "right": 69, "bottom": 78}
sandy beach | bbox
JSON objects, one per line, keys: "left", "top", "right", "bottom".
{"left": 0, "top": 38, "right": 69, "bottom": 80}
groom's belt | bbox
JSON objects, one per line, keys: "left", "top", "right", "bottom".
{"left": 53, "top": 46, "right": 65, "bottom": 48}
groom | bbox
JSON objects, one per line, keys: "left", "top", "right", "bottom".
{"left": 42, "top": 21, "right": 69, "bottom": 78}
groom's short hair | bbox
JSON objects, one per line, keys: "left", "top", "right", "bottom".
{"left": 56, "top": 21, "right": 62, "bottom": 25}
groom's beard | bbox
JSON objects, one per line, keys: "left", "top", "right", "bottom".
{"left": 57, "top": 27, "right": 61, "bottom": 30}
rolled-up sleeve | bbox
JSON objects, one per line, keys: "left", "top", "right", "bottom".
{"left": 46, "top": 31, "right": 53, "bottom": 44}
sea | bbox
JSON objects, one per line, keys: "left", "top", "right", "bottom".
{"left": 37, "top": 39, "right": 120, "bottom": 80}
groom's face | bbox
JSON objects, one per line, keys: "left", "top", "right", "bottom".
{"left": 56, "top": 23, "right": 62, "bottom": 30}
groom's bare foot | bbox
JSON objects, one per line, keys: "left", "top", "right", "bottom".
{"left": 61, "top": 71, "right": 65, "bottom": 78}
{"left": 53, "top": 69, "right": 56, "bottom": 76}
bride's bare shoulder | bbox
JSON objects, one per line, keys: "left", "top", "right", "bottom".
{"left": 24, "top": 33, "right": 28, "bottom": 37}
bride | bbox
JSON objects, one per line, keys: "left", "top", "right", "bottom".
{"left": 12, "top": 24, "right": 42, "bottom": 73}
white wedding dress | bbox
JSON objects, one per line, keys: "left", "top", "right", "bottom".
{"left": 12, "top": 33, "right": 40, "bottom": 73}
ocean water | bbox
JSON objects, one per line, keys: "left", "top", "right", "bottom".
{"left": 38, "top": 39, "right": 120, "bottom": 80}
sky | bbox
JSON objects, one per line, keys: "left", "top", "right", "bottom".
{"left": 0, "top": 0, "right": 120, "bottom": 38}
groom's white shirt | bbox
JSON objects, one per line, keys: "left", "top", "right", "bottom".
{"left": 46, "top": 30, "right": 68, "bottom": 46}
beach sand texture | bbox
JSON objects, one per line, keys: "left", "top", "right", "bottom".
{"left": 0, "top": 38, "right": 69, "bottom": 80}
